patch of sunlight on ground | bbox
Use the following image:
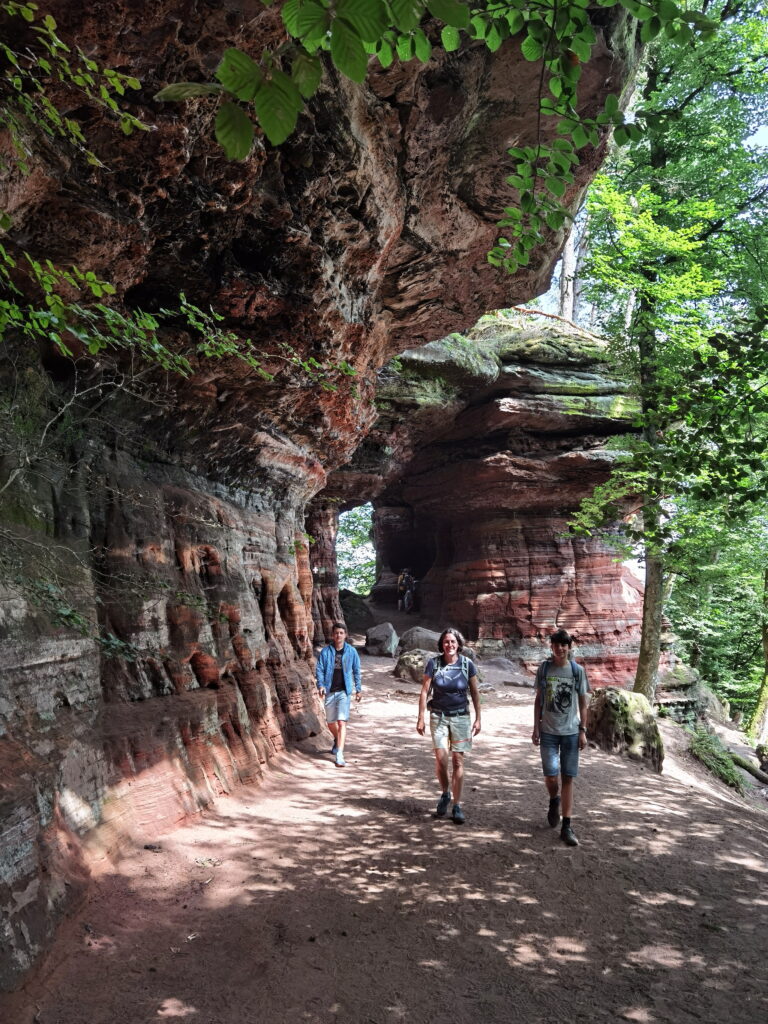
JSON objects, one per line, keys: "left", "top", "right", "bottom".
{"left": 628, "top": 890, "right": 698, "bottom": 907}
{"left": 156, "top": 997, "right": 198, "bottom": 1018}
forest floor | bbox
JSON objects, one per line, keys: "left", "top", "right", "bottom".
{"left": 3, "top": 653, "right": 768, "bottom": 1024}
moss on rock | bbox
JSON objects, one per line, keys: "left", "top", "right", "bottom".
{"left": 588, "top": 686, "right": 664, "bottom": 773}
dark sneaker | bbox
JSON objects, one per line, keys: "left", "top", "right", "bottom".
{"left": 452, "top": 803, "right": 465, "bottom": 825}
{"left": 547, "top": 796, "right": 561, "bottom": 828}
{"left": 435, "top": 791, "right": 451, "bottom": 817}
{"left": 330, "top": 742, "right": 338, "bottom": 755}
{"left": 560, "top": 824, "right": 579, "bottom": 847}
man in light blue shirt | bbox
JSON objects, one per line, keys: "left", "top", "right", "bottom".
{"left": 316, "top": 622, "right": 361, "bottom": 767}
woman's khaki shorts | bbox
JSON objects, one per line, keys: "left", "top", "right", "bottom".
{"left": 430, "top": 711, "right": 472, "bottom": 753}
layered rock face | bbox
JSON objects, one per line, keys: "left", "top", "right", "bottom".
{"left": 0, "top": 2, "right": 640, "bottom": 988}
{"left": 333, "top": 314, "right": 644, "bottom": 684}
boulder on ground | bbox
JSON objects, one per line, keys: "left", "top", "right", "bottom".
{"left": 482, "top": 656, "right": 533, "bottom": 688}
{"left": 365, "top": 622, "right": 399, "bottom": 657}
{"left": 587, "top": 687, "right": 664, "bottom": 772}
{"left": 394, "top": 649, "right": 433, "bottom": 683}
{"left": 397, "top": 626, "right": 440, "bottom": 654}
{"left": 339, "top": 589, "right": 376, "bottom": 633}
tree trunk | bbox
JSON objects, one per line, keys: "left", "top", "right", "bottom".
{"left": 748, "top": 567, "right": 768, "bottom": 743}
{"left": 634, "top": 538, "right": 665, "bottom": 702}
{"left": 559, "top": 228, "right": 576, "bottom": 321}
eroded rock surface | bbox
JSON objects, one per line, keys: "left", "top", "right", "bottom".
{"left": 0, "top": 2, "right": 641, "bottom": 988}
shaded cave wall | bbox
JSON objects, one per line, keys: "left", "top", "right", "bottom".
{"left": 0, "top": 1, "right": 641, "bottom": 989}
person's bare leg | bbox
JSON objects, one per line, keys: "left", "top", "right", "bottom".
{"left": 328, "top": 721, "right": 339, "bottom": 748}
{"left": 336, "top": 719, "right": 347, "bottom": 756}
{"left": 433, "top": 749, "right": 450, "bottom": 792}
{"left": 451, "top": 752, "right": 464, "bottom": 803}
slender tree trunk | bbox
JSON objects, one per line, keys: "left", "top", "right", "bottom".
{"left": 634, "top": 529, "right": 665, "bottom": 702}
{"left": 559, "top": 229, "right": 576, "bottom": 321}
{"left": 748, "top": 567, "right": 768, "bottom": 743}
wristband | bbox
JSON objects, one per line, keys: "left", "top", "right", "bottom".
{"left": 579, "top": 726, "right": 586, "bottom": 732}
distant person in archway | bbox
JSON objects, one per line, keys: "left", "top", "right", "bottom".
{"left": 397, "top": 568, "right": 413, "bottom": 611}
{"left": 416, "top": 627, "right": 482, "bottom": 824}
{"left": 531, "top": 628, "right": 590, "bottom": 847}
{"left": 316, "top": 622, "right": 362, "bottom": 767}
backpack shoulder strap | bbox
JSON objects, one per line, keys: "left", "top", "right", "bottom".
{"left": 570, "top": 659, "right": 579, "bottom": 682}
{"left": 461, "top": 655, "right": 469, "bottom": 681}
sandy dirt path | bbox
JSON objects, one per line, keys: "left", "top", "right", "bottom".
{"left": 3, "top": 656, "right": 768, "bottom": 1024}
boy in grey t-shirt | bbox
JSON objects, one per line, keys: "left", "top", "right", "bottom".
{"left": 532, "top": 629, "right": 589, "bottom": 847}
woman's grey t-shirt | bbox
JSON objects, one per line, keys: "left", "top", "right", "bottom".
{"left": 537, "top": 661, "right": 589, "bottom": 735}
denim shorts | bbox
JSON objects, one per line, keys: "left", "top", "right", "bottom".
{"left": 324, "top": 691, "right": 351, "bottom": 723}
{"left": 430, "top": 711, "right": 472, "bottom": 753}
{"left": 540, "top": 732, "right": 580, "bottom": 778}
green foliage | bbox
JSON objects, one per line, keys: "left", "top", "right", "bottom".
{"left": 664, "top": 505, "right": 768, "bottom": 721}
{"left": 337, "top": 502, "right": 376, "bottom": 594}
{"left": 0, "top": 2, "right": 148, "bottom": 173}
{"left": 688, "top": 725, "right": 745, "bottom": 794}
{"left": 98, "top": 632, "right": 138, "bottom": 661}
{"left": 23, "top": 577, "right": 91, "bottom": 633}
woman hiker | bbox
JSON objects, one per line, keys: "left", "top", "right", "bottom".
{"left": 416, "top": 627, "right": 481, "bottom": 824}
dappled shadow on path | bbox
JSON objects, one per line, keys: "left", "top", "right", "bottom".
{"left": 4, "top": 689, "right": 767, "bottom": 1024}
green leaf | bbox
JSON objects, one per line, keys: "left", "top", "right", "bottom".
{"left": 470, "top": 15, "right": 487, "bottom": 39}
{"left": 520, "top": 34, "right": 543, "bottom": 62}
{"left": 641, "top": 16, "right": 662, "bottom": 42}
{"left": 296, "top": 0, "right": 331, "bottom": 41}
{"left": 572, "top": 124, "right": 588, "bottom": 148}
{"left": 215, "top": 49, "right": 263, "bottom": 101}
{"left": 291, "top": 52, "right": 323, "bottom": 98}
{"left": 336, "top": 0, "right": 388, "bottom": 41}
{"left": 506, "top": 10, "right": 524, "bottom": 34}
{"left": 390, "top": 0, "right": 424, "bottom": 33}
{"left": 604, "top": 93, "right": 619, "bottom": 116}
{"left": 282, "top": 0, "right": 302, "bottom": 35}
{"left": 441, "top": 25, "right": 460, "bottom": 51}
{"left": 613, "top": 125, "right": 629, "bottom": 146}
{"left": 215, "top": 102, "right": 254, "bottom": 160}
{"left": 485, "top": 23, "right": 502, "bottom": 52}
{"left": 377, "top": 39, "right": 394, "bottom": 67}
{"left": 545, "top": 176, "right": 566, "bottom": 197}
{"left": 154, "top": 82, "right": 226, "bottom": 101}
{"left": 254, "top": 70, "right": 302, "bottom": 145}
{"left": 396, "top": 34, "right": 414, "bottom": 60}
{"left": 427, "top": 0, "right": 470, "bottom": 30}
{"left": 414, "top": 27, "right": 432, "bottom": 62}
{"left": 330, "top": 18, "right": 369, "bottom": 82}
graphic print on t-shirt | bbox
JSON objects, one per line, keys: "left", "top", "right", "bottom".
{"left": 545, "top": 673, "right": 574, "bottom": 715}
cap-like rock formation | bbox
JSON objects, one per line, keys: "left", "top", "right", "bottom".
{"left": 0, "top": 2, "right": 642, "bottom": 988}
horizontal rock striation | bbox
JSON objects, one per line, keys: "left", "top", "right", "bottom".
{"left": 0, "top": 1, "right": 641, "bottom": 988}
{"left": 338, "top": 314, "right": 644, "bottom": 684}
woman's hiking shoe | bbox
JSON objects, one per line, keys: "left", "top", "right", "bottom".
{"left": 335, "top": 752, "right": 346, "bottom": 767}
{"left": 560, "top": 824, "right": 579, "bottom": 847}
{"left": 435, "top": 791, "right": 451, "bottom": 817}
{"left": 331, "top": 742, "right": 338, "bottom": 755}
{"left": 452, "top": 803, "right": 465, "bottom": 825}
{"left": 547, "top": 796, "right": 561, "bottom": 828}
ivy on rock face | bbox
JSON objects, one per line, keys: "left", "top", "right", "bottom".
{"left": 155, "top": 0, "right": 719, "bottom": 276}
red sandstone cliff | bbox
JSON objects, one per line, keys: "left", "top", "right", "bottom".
{"left": 0, "top": 2, "right": 640, "bottom": 988}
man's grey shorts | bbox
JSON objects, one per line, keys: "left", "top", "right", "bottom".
{"left": 324, "top": 691, "right": 351, "bottom": 723}
{"left": 540, "top": 732, "right": 580, "bottom": 777}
